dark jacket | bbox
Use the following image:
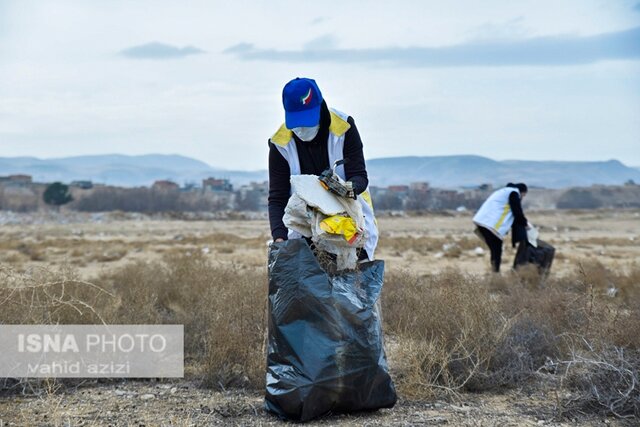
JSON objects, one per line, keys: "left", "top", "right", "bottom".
{"left": 507, "top": 185, "right": 528, "bottom": 247}
{"left": 268, "top": 101, "right": 369, "bottom": 241}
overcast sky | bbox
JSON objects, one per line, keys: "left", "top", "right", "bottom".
{"left": 1, "top": 0, "right": 639, "bottom": 170}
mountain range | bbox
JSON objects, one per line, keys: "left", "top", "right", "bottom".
{"left": 366, "top": 156, "right": 640, "bottom": 188}
{"left": 0, "top": 154, "right": 638, "bottom": 189}
{"left": 0, "top": 155, "right": 266, "bottom": 187}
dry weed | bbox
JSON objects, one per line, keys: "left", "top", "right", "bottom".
{"left": 16, "top": 243, "right": 46, "bottom": 261}
{"left": 380, "top": 236, "right": 478, "bottom": 256}
{"left": 0, "top": 265, "right": 117, "bottom": 395}
{"left": 554, "top": 341, "right": 640, "bottom": 419}
{"left": 382, "top": 263, "right": 640, "bottom": 417}
{"left": 383, "top": 269, "right": 513, "bottom": 397}
{"left": 0, "top": 265, "right": 114, "bottom": 325}
{"left": 2, "top": 248, "right": 639, "bottom": 421}
{"left": 93, "top": 253, "right": 267, "bottom": 388}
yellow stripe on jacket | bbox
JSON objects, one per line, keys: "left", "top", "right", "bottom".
{"left": 494, "top": 203, "right": 511, "bottom": 230}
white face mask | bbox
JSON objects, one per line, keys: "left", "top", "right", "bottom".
{"left": 292, "top": 125, "right": 320, "bottom": 141}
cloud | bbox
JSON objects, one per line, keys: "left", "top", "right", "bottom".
{"left": 302, "top": 34, "right": 338, "bottom": 51}
{"left": 468, "top": 16, "right": 532, "bottom": 41}
{"left": 310, "top": 16, "right": 329, "bottom": 25}
{"left": 120, "top": 42, "right": 205, "bottom": 59}
{"left": 224, "top": 26, "right": 640, "bottom": 67}
{"left": 222, "top": 43, "right": 254, "bottom": 54}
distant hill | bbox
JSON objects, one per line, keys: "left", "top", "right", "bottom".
{"left": 0, "top": 154, "right": 267, "bottom": 187}
{"left": 366, "top": 156, "right": 640, "bottom": 188}
{"left": 0, "top": 154, "right": 638, "bottom": 189}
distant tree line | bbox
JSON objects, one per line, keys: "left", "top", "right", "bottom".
{"left": 373, "top": 188, "right": 490, "bottom": 211}
{"left": 0, "top": 182, "right": 639, "bottom": 213}
{"left": 73, "top": 187, "right": 230, "bottom": 213}
{"left": 556, "top": 185, "right": 640, "bottom": 209}
{"left": 556, "top": 189, "right": 603, "bottom": 209}
{"left": 0, "top": 186, "right": 40, "bottom": 212}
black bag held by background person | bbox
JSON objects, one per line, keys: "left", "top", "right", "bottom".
{"left": 265, "top": 239, "right": 397, "bottom": 421}
{"left": 514, "top": 239, "right": 555, "bottom": 275}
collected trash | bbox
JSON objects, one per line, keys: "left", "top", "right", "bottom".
{"left": 514, "top": 238, "right": 555, "bottom": 275}
{"left": 283, "top": 174, "right": 365, "bottom": 270}
{"left": 526, "top": 223, "right": 539, "bottom": 247}
{"left": 318, "top": 159, "right": 356, "bottom": 200}
{"left": 265, "top": 239, "right": 397, "bottom": 421}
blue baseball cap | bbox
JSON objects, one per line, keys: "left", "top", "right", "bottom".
{"left": 282, "top": 77, "right": 323, "bottom": 129}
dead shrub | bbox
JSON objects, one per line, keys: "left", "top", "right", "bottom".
{"left": 217, "top": 245, "right": 235, "bottom": 254}
{"left": 0, "top": 265, "right": 114, "bottom": 325}
{"left": 69, "top": 248, "right": 84, "bottom": 258}
{"left": 201, "top": 267, "right": 266, "bottom": 389}
{"left": 88, "top": 248, "right": 128, "bottom": 263}
{"left": 1, "top": 251, "right": 23, "bottom": 263}
{"left": 1, "top": 243, "right": 639, "bottom": 421}
{"left": 16, "top": 243, "right": 46, "bottom": 261}
{"left": 383, "top": 269, "right": 524, "bottom": 397}
{"left": 557, "top": 343, "right": 640, "bottom": 419}
{"left": 1, "top": 254, "right": 267, "bottom": 392}
{"left": 442, "top": 243, "right": 462, "bottom": 258}
{"left": 93, "top": 253, "right": 267, "bottom": 388}
{"left": 382, "top": 264, "right": 640, "bottom": 410}
{"left": 479, "top": 317, "right": 557, "bottom": 390}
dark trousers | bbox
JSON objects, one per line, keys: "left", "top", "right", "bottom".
{"left": 477, "top": 226, "right": 503, "bottom": 272}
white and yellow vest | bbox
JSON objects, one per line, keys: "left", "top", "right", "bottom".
{"left": 473, "top": 187, "right": 520, "bottom": 240}
{"left": 270, "top": 109, "right": 378, "bottom": 260}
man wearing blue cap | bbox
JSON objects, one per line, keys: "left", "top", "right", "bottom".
{"left": 268, "top": 77, "right": 378, "bottom": 261}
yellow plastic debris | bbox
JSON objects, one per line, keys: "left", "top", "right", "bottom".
{"left": 319, "top": 215, "right": 360, "bottom": 244}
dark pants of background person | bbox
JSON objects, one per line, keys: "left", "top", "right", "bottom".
{"left": 477, "top": 226, "right": 503, "bottom": 272}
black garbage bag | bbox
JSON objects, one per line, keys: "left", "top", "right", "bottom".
{"left": 514, "top": 239, "right": 555, "bottom": 275}
{"left": 265, "top": 239, "right": 397, "bottom": 421}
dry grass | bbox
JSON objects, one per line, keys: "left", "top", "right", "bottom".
{"left": 86, "top": 247, "right": 128, "bottom": 263}
{"left": 381, "top": 263, "right": 640, "bottom": 418}
{"left": 1, "top": 252, "right": 639, "bottom": 419}
{"left": 381, "top": 235, "right": 480, "bottom": 256}
{"left": 92, "top": 253, "right": 267, "bottom": 388}
{"left": 0, "top": 265, "right": 114, "bottom": 325}
{"left": 567, "top": 237, "right": 639, "bottom": 247}
{"left": 557, "top": 344, "right": 640, "bottom": 419}
{"left": 0, "top": 253, "right": 267, "bottom": 391}
{"left": 15, "top": 243, "right": 47, "bottom": 261}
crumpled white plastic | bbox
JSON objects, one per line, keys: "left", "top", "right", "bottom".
{"left": 283, "top": 175, "right": 365, "bottom": 270}
{"left": 527, "top": 222, "right": 539, "bottom": 248}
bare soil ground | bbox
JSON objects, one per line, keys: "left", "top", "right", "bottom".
{"left": 0, "top": 380, "right": 623, "bottom": 426}
{"left": 1, "top": 209, "right": 638, "bottom": 277}
{"left": 0, "top": 209, "right": 638, "bottom": 426}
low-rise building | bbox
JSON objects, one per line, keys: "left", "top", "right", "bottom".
{"left": 0, "top": 174, "right": 33, "bottom": 187}
{"left": 70, "top": 180, "right": 93, "bottom": 189}
{"left": 152, "top": 180, "right": 179, "bottom": 191}
{"left": 409, "top": 182, "right": 430, "bottom": 192}
{"left": 388, "top": 185, "right": 410, "bottom": 193}
{"left": 202, "top": 178, "right": 233, "bottom": 192}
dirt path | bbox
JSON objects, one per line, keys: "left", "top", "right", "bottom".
{"left": 0, "top": 380, "right": 625, "bottom": 426}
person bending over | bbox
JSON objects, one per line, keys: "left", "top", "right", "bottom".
{"left": 473, "top": 183, "right": 528, "bottom": 272}
{"left": 267, "top": 77, "right": 378, "bottom": 260}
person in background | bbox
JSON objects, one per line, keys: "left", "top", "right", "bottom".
{"left": 267, "top": 77, "right": 378, "bottom": 261}
{"left": 473, "top": 183, "right": 529, "bottom": 272}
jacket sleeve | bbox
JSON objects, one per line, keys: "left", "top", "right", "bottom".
{"left": 509, "top": 191, "right": 528, "bottom": 226}
{"left": 342, "top": 116, "right": 369, "bottom": 195}
{"left": 268, "top": 142, "right": 291, "bottom": 240}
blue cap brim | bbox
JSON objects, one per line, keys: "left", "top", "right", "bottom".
{"left": 285, "top": 104, "right": 321, "bottom": 129}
